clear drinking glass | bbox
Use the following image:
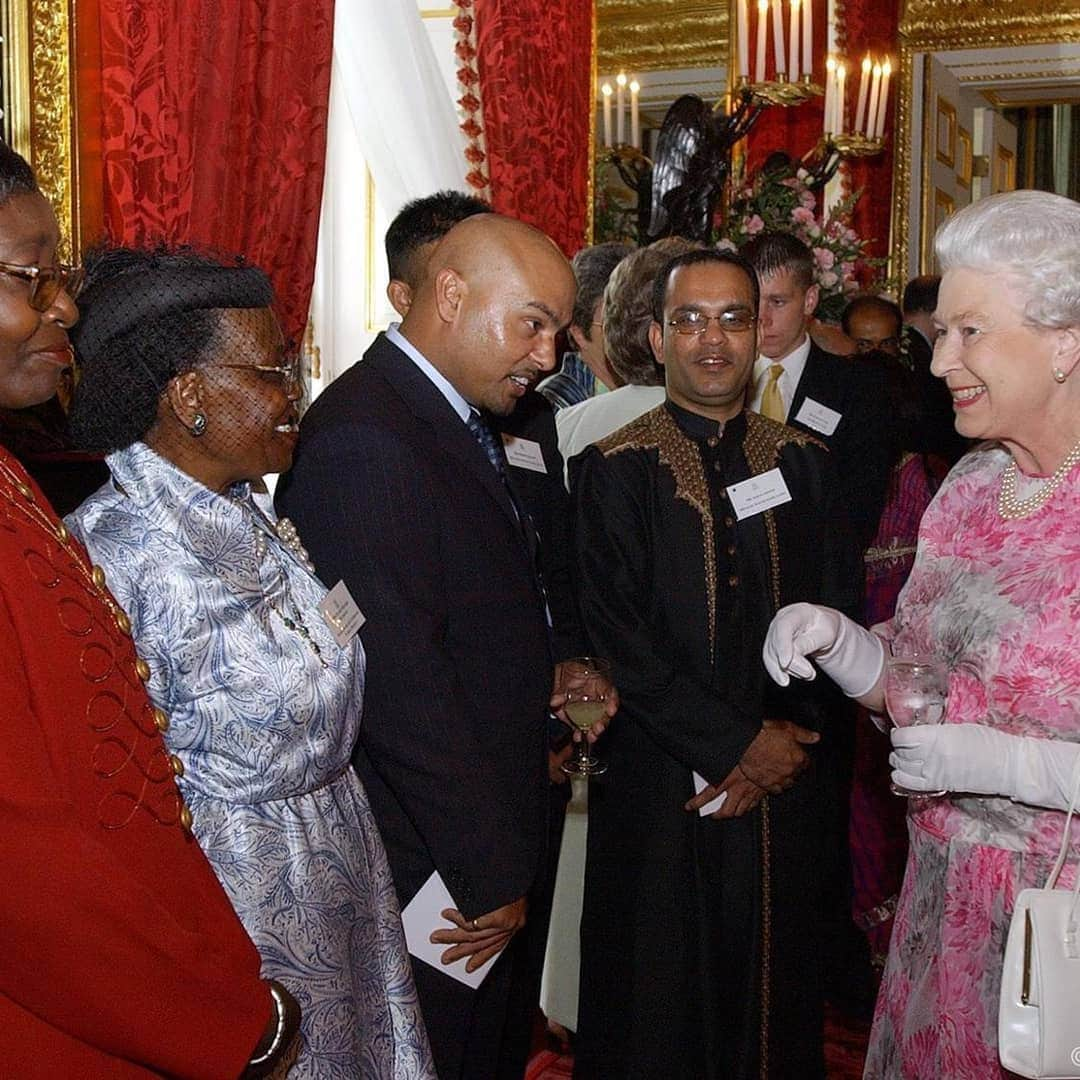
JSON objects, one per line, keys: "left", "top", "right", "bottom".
{"left": 560, "top": 657, "right": 611, "bottom": 778}
{"left": 884, "top": 654, "right": 949, "bottom": 797}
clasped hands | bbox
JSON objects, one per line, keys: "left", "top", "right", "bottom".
{"left": 685, "top": 718, "right": 820, "bottom": 819}
{"left": 430, "top": 895, "right": 528, "bottom": 973}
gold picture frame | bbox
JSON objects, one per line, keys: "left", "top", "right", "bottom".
{"left": 956, "top": 126, "right": 973, "bottom": 187}
{"left": 2, "top": 0, "right": 82, "bottom": 258}
{"left": 934, "top": 187, "right": 956, "bottom": 233}
{"left": 935, "top": 97, "right": 956, "bottom": 168}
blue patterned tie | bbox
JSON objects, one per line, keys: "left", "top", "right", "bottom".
{"left": 466, "top": 410, "right": 508, "bottom": 478}
{"left": 466, "top": 409, "right": 552, "bottom": 631}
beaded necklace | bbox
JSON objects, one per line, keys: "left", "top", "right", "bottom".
{"left": 997, "top": 437, "right": 1080, "bottom": 520}
{"left": 245, "top": 501, "right": 326, "bottom": 668}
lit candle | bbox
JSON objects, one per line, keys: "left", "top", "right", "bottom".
{"left": 738, "top": 0, "right": 750, "bottom": 80}
{"left": 874, "top": 59, "right": 892, "bottom": 139}
{"left": 756, "top": 0, "right": 768, "bottom": 83}
{"left": 835, "top": 62, "right": 846, "bottom": 136}
{"left": 616, "top": 71, "right": 627, "bottom": 145}
{"left": 771, "top": 0, "right": 786, "bottom": 79}
{"left": 854, "top": 54, "right": 871, "bottom": 134}
{"left": 601, "top": 82, "right": 613, "bottom": 147}
{"left": 789, "top": 0, "right": 800, "bottom": 84}
{"left": 802, "top": 0, "right": 812, "bottom": 78}
{"left": 824, "top": 55, "right": 836, "bottom": 135}
{"left": 630, "top": 78, "right": 641, "bottom": 148}
{"left": 866, "top": 62, "right": 882, "bottom": 142}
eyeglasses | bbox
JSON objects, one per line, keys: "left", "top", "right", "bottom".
{"left": 0, "top": 260, "right": 85, "bottom": 312}
{"left": 667, "top": 309, "right": 757, "bottom": 335}
{"left": 217, "top": 359, "right": 302, "bottom": 393}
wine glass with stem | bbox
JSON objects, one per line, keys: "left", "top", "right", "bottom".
{"left": 560, "top": 656, "right": 611, "bottom": 778}
{"left": 884, "top": 653, "right": 949, "bottom": 798}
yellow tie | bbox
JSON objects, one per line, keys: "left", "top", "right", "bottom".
{"left": 759, "top": 363, "right": 786, "bottom": 422}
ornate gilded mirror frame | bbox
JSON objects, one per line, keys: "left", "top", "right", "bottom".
{"left": 2, "top": 0, "right": 92, "bottom": 259}
{"left": 893, "top": 1, "right": 1080, "bottom": 278}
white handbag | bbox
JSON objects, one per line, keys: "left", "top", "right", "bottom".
{"left": 999, "top": 764, "right": 1080, "bottom": 1079}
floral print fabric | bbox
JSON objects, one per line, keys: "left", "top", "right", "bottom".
{"left": 68, "top": 442, "right": 434, "bottom": 1080}
{"left": 865, "top": 445, "right": 1080, "bottom": 1079}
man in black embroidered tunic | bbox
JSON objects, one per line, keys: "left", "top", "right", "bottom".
{"left": 570, "top": 250, "right": 861, "bottom": 1079}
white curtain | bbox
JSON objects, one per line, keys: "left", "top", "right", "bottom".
{"left": 309, "top": 0, "right": 470, "bottom": 389}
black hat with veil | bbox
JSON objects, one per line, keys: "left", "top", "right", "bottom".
{"left": 68, "top": 246, "right": 274, "bottom": 453}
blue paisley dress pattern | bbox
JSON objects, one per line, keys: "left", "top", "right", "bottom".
{"left": 68, "top": 442, "right": 434, "bottom": 1080}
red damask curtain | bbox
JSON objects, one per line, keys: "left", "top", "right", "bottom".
{"left": 84, "top": 0, "right": 334, "bottom": 344}
{"left": 472, "top": 0, "right": 593, "bottom": 257}
{"left": 841, "top": 0, "right": 899, "bottom": 262}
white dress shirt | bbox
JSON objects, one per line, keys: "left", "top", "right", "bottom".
{"left": 387, "top": 322, "right": 471, "bottom": 422}
{"left": 748, "top": 335, "right": 812, "bottom": 420}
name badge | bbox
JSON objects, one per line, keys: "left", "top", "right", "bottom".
{"left": 502, "top": 434, "right": 547, "bottom": 473}
{"left": 726, "top": 468, "right": 793, "bottom": 521}
{"left": 794, "top": 396, "right": 842, "bottom": 436}
{"left": 318, "top": 580, "right": 366, "bottom": 647}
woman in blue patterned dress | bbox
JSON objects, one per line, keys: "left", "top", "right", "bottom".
{"left": 65, "top": 247, "right": 434, "bottom": 1080}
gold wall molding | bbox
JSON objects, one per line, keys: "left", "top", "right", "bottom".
{"left": 892, "top": 0, "right": 1080, "bottom": 277}
{"left": 900, "top": 1, "right": 1080, "bottom": 50}
{"left": 597, "top": 0, "right": 728, "bottom": 73}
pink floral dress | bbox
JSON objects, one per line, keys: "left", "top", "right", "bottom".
{"left": 864, "top": 445, "right": 1080, "bottom": 1080}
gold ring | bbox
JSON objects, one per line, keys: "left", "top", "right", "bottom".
{"left": 471, "top": 919, "right": 480, "bottom": 931}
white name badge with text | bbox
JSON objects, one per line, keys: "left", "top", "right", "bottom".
{"left": 725, "top": 468, "right": 793, "bottom": 521}
{"left": 502, "top": 434, "right": 547, "bottom": 473}
{"left": 318, "top": 580, "right": 366, "bottom": 646}
{"left": 794, "top": 396, "right": 842, "bottom": 436}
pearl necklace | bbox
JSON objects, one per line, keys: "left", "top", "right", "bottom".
{"left": 997, "top": 437, "right": 1080, "bottom": 520}
{"left": 247, "top": 504, "right": 326, "bottom": 667}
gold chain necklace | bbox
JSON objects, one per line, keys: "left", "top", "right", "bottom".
{"left": 997, "top": 438, "right": 1080, "bottom": 520}
{"left": 0, "top": 453, "right": 133, "bottom": 636}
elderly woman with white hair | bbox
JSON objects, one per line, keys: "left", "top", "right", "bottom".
{"left": 762, "top": 189, "right": 1080, "bottom": 1078}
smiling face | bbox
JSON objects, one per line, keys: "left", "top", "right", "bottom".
{"left": 931, "top": 266, "right": 1074, "bottom": 447}
{"left": 649, "top": 260, "right": 759, "bottom": 422}
{"left": 438, "top": 238, "right": 575, "bottom": 416}
{"left": 166, "top": 307, "right": 300, "bottom": 489}
{"left": 756, "top": 266, "right": 818, "bottom": 361}
{"left": 0, "top": 192, "right": 79, "bottom": 409}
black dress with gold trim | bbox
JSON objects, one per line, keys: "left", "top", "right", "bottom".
{"left": 571, "top": 402, "right": 861, "bottom": 1080}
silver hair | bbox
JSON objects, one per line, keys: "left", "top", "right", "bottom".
{"left": 934, "top": 190, "right": 1080, "bottom": 329}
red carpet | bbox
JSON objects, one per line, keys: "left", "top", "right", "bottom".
{"left": 524, "top": 1005, "right": 870, "bottom": 1079}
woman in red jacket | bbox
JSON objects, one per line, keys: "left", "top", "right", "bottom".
{"left": 0, "top": 142, "right": 299, "bottom": 1077}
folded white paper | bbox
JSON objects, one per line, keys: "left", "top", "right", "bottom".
{"left": 692, "top": 771, "right": 729, "bottom": 816}
{"left": 401, "top": 871, "right": 497, "bottom": 989}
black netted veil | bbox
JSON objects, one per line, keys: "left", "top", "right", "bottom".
{"left": 68, "top": 247, "right": 273, "bottom": 452}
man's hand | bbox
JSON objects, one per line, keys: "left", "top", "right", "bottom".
{"left": 684, "top": 764, "right": 766, "bottom": 819}
{"left": 737, "top": 719, "right": 819, "bottom": 794}
{"left": 549, "top": 661, "right": 619, "bottom": 743}
{"left": 430, "top": 895, "right": 528, "bottom": 973}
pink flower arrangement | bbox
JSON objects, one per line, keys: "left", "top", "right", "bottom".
{"left": 720, "top": 161, "right": 884, "bottom": 320}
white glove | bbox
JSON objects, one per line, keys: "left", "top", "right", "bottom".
{"left": 762, "top": 602, "right": 885, "bottom": 699}
{"left": 891, "top": 724, "right": 1080, "bottom": 811}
